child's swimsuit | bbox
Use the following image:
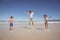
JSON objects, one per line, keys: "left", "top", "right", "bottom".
{"left": 10, "top": 22, "right": 13, "bottom": 27}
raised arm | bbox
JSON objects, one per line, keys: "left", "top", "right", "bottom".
{"left": 31, "top": 11, "right": 37, "bottom": 14}
{"left": 24, "top": 12, "right": 29, "bottom": 15}
{"left": 48, "top": 16, "right": 52, "bottom": 18}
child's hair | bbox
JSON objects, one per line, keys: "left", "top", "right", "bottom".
{"left": 44, "top": 15, "right": 47, "bottom": 18}
{"left": 10, "top": 16, "right": 14, "bottom": 18}
{"left": 29, "top": 10, "right": 32, "bottom": 13}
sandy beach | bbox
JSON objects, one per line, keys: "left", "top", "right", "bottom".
{"left": 0, "top": 22, "right": 60, "bottom": 40}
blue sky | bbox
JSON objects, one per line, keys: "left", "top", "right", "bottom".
{"left": 0, "top": 0, "right": 60, "bottom": 21}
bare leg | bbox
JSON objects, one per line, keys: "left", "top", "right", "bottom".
{"left": 45, "top": 22, "right": 48, "bottom": 29}
{"left": 28, "top": 21, "right": 30, "bottom": 25}
{"left": 45, "top": 23, "right": 49, "bottom": 32}
{"left": 32, "top": 21, "right": 34, "bottom": 25}
{"left": 9, "top": 27, "right": 13, "bottom": 30}
{"left": 31, "top": 18, "right": 34, "bottom": 25}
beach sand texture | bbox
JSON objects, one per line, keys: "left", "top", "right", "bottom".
{"left": 0, "top": 22, "right": 60, "bottom": 40}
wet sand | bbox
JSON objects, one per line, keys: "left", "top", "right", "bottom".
{"left": 0, "top": 22, "right": 60, "bottom": 40}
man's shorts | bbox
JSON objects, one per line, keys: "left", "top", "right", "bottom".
{"left": 10, "top": 23, "right": 13, "bottom": 27}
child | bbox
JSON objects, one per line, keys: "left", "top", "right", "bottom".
{"left": 43, "top": 15, "right": 51, "bottom": 30}
{"left": 25, "top": 10, "right": 35, "bottom": 25}
{"left": 8, "top": 16, "right": 14, "bottom": 30}
{"left": 29, "top": 11, "right": 34, "bottom": 25}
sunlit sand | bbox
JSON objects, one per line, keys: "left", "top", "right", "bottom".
{"left": 0, "top": 22, "right": 60, "bottom": 40}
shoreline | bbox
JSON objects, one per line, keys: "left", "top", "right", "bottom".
{"left": 0, "top": 21, "right": 60, "bottom": 23}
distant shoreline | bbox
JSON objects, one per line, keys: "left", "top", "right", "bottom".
{"left": 0, "top": 21, "right": 60, "bottom": 23}
{"left": 0, "top": 20, "right": 60, "bottom": 22}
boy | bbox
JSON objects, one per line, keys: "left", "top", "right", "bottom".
{"left": 29, "top": 11, "right": 34, "bottom": 25}
{"left": 25, "top": 10, "right": 35, "bottom": 25}
{"left": 8, "top": 16, "right": 14, "bottom": 30}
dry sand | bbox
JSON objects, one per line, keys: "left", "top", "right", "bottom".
{"left": 0, "top": 22, "right": 60, "bottom": 40}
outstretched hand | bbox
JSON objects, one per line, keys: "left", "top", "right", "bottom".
{"left": 24, "top": 12, "right": 28, "bottom": 15}
{"left": 48, "top": 16, "right": 52, "bottom": 18}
